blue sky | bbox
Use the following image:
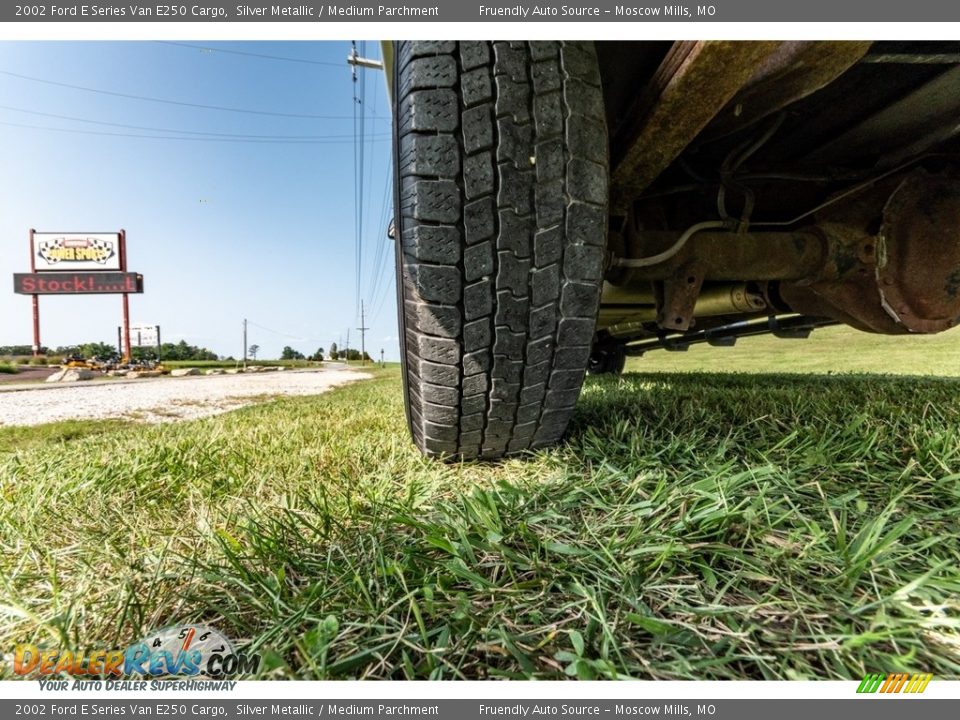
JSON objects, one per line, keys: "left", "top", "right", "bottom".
{"left": 0, "top": 41, "right": 396, "bottom": 360}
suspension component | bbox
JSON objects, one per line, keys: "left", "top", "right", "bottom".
{"left": 600, "top": 282, "right": 768, "bottom": 338}
{"left": 603, "top": 165, "right": 960, "bottom": 337}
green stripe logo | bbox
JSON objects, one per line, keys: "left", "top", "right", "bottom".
{"left": 857, "top": 672, "right": 932, "bottom": 694}
{"left": 857, "top": 673, "right": 885, "bottom": 693}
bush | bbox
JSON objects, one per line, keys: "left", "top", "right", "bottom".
{"left": 0, "top": 363, "right": 18, "bottom": 374}
{"left": 29, "top": 357, "right": 49, "bottom": 366}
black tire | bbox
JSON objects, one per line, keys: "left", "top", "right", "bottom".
{"left": 588, "top": 342, "right": 626, "bottom": 375}
{"left": 393, "top": 41, "right": 608, "bottom": 460}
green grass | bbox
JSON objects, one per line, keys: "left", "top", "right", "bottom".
{"left": 0, "top": 419, "right": 132, "bottom": 455}
{"left": 1, "top": 340, "right": 959, "bottom": 680}
{"left": 0, "top": 356, "right": 49, "bottom": 366}
{"left": 628, "top": 324, "right": 960, "bottom": 376}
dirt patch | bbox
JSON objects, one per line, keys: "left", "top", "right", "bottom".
{"left": 0, "top": 367, "right": 57, "bottom": 384}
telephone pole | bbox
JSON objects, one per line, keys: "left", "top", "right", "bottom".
{"left": 345, "top": 328, "right": 350, "bottom": 364}
{"left": 357, "top": 300, "right": 369, "bottom": 365}
{"left": 243, "top": 318, "right": 248, "bottom": 369}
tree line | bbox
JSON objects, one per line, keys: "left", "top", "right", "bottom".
{"left": 324, "top": 343, "right": 370, "bottom": 362}
{"left": 0, "top": 341, "right": 219, "bottom": 361}
{"left": 3, "top": 340, "right": 373, "bottom": 363}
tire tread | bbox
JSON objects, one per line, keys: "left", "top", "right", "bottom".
{"left": 395, "top": 41, "right": 607, "bottom": 460}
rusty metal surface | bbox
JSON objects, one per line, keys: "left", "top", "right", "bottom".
{"left": 600, "top": 41, "right": 960, "bottom": 340}
{"left": 780, "top": 168, "right": 960, "bottom": 334}
{"left": 779, "top": 280, "right": 898, "bottom": 333}
{"left": 615, "top": 228, "right": 827, "bottom": 282}
{"left": 877, "top": 171, "right": 960, "bottom": 332}
{"left": 659, "top": 261, "right": 707, "bottom": 331}
{"left": 610, "top": 41, "right": 781, "bottom": 212}
{"left": 706, "top": 42, "right": 873, "bottom": 139}
{"left": 606, "top": 166, "right": 960, "bottom": 337}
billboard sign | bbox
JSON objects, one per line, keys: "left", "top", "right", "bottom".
{"left": 13, "top": 272, "right": 144, "bottom": 295}
{"left": 32, "top": 233, "right": 121, "bottom": 272}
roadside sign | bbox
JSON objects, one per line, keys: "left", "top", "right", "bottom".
{"left": 31, "top": 233, "right": 122, "bottom": 272}
{"left": 123, "top": 324, "right": 159, "bottom": 347}
{"left": 13, "top": 272, "right": 143, "bottom": 294}
{"left": 14, "top": 228, "right": 142, "bottom": 359}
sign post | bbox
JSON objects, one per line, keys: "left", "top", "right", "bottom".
{"left": 15, "top": 230, "right": 143, "bottom": 359}
{"left": 29, "top": 229, "right": 40, "bottom": 356}
{"left": 119, "top": 229, "right": 131, "bottom": 361}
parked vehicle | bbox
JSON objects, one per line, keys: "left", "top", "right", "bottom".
{"left": 386, "top": 40, "right": 960, "bottom": 459}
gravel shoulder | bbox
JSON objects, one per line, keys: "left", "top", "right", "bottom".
{"left": 0, "top": 368, "right": 372, "bottom": 427}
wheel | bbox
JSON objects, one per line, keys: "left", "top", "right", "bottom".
{"left": 588, "top": 342, "right": 626, "bottom": 375}
{"left": 393, "top": 41, "right": 609, "bottom": 460}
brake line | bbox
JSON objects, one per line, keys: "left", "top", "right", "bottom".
{"left": 613, "top": 220, "right": 729, "bottom": 268}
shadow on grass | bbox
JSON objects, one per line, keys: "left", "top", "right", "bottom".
{"left": 183, "top": 371, "right": 960, "bottom": 680}
{"left": 566, "top": 370, "right": 960, "bottom": 474}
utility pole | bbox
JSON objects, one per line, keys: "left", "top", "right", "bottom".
{"left": 357, "top": 300, "right": 369, "bottom": 365}
{"left": 347, "top": 44, "right": 384, "bottom": 71}
{"left": 243, "top": 318, "right": 248, "bottom": 369}
{"left": 380, "top": 348, "right": 384, "bottom": 368}
{"left": 345, "top": 328, "right": 350, "bottom": 365}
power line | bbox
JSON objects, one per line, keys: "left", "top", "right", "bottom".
{"left": 246, "top": 321, "right": 330, "bottom": 348}
{"left": 365, "top": 161, "right": 393, "bottom": 314}
{"left": 352, "top": 40, "right": 368, "bottom": 320}
{"left": 370, "top": 250, "right": 395, "bottom": 324}
{"left": 0, "top": 69, "right": 387, "bottom": 121}
{"left": 369, "top": 176, "right": 396, "bottom": 324}
{"left": 155, "top": 41, "right": 344, "bottom": 67}
{"left": 0, "top": 103, "right": 389, "bottom": 140}
{"left": 246, "top": 320, "right": 308, "bottom": 341}
{"left": 369, "top": 193, "right": 397, "bottom": 326}
{"left": 362, "top": 70, "right": 389, "bottom": 311}
{"left": 0, "top": 119, "right": 390, "bottom": 145}
{"left": 371, "top": 199, "right": 397, "bottom": 321}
